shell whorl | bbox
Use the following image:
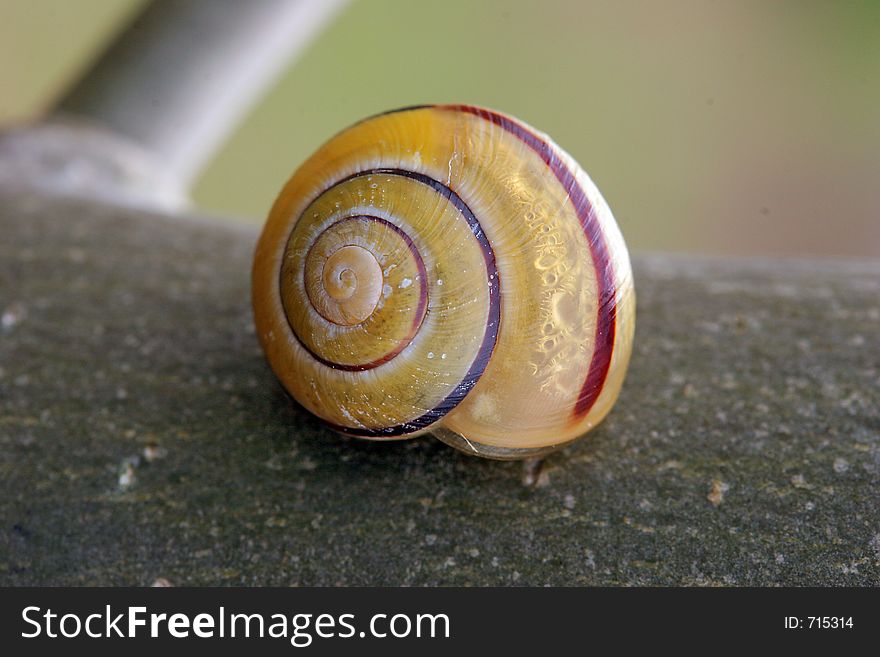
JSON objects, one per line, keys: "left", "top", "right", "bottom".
{"left": 276, "top": 168, "right": 500, "bottom": 436}
{"left": 308, "top": 242, "right": 383, "bottom": 326}
{"left": 253, "top": 105, "right": 636, "bottom": 455}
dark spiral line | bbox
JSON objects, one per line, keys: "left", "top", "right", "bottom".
{"left": 286, "top": 168, "right": 501, "bottom": 438}
{"left": 296, "top": 215, "right": 428, "bottom": 372}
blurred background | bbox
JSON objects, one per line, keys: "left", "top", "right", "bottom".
{"left": 1, "top": 0, "right": 878, "bottom": 257}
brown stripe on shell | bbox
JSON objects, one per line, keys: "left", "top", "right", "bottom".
{"left": 284, "top": 168, "right": 501, "bottom": 438}
{"left": 441, "top": 104, "right": 618, "bottom": 421}
{"left": 297, "top": 215, "right": 428, "bottom": 372}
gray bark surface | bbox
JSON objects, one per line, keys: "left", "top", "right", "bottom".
{"left": 2, "top": 189, "right": 878, "bottom": 585}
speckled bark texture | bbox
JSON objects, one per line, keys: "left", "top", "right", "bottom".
{"left": 1, "top": 189, "right": 878, "bottom": 586}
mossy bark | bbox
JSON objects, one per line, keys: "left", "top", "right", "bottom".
{"left": 1, "top": 190, "right": 878, "bottom": 585}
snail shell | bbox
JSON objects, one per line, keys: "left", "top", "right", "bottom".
{"left": 252, "top": 105, "right": 635, "bottom": 459}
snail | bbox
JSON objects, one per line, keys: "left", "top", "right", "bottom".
{"left": 252, "top": 104, "right": 635, "bottom": 459}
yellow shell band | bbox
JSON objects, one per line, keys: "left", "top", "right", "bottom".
{"left": 253, "top": 105, "right": 635, "bottom": 456}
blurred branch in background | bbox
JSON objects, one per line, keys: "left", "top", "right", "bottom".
{"left": 57, "top": 0, "right": 350, "bottom": 187}
{"left": 0, "top": 0, "right": 350, "bottom": 209}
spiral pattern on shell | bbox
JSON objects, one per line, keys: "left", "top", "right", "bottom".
{"left": 253, "top": 105, "right": 635, "bottom": 458}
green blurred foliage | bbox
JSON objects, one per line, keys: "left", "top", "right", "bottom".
{"left": 1, "top": 0, "right": 878, "bottom": 256}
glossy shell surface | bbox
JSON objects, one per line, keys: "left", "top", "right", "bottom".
{"left": 253, "top": 105, "right": 635, "bottom": 457}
